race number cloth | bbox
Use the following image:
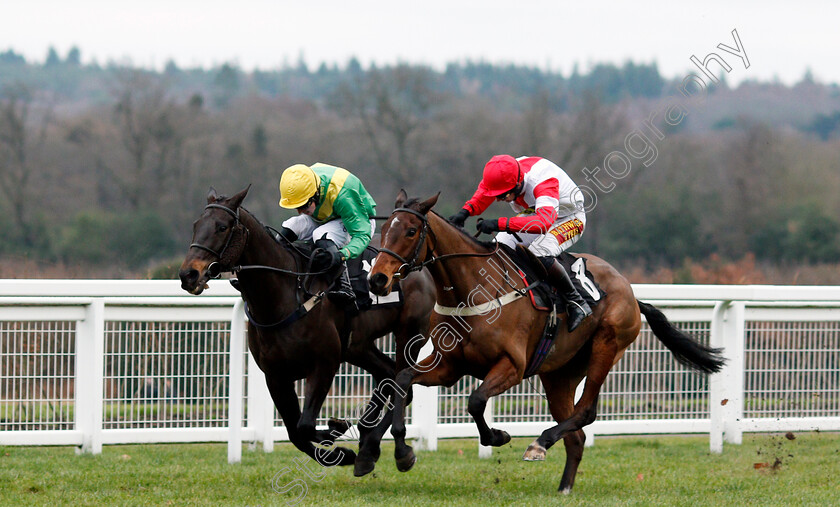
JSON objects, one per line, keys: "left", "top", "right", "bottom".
{"left": 347, "top": 246, "right": 403, "bottom": 311}
{"left": 505, "top": 246, "right": 605, "bottom": 311}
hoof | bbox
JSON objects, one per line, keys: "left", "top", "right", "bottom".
{"left": 354, "top": 457, "right": 376, "bottom": 477}
{"left": 481, "top": 428, "right": 511, "bottom": 447}
{"left": 353, "top": 446, "right": 381, "bottom": 477}
{"left": 327, "top": 417, "right": 352, "bottom": 436}
{"left": 395, "top": 448, "right": 417, "bottom": 472}
{"left": 522, "top": 441, "right": 547, "bottom": 461}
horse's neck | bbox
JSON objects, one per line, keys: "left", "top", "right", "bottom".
{"left": 427, "top": 213, "right": 515, "bottom": 305}
{"left": 236, "top": 210, "right": 301, "bottom": 303}
{"left": 235, "top": 210, "right": 286, "bottom": 263}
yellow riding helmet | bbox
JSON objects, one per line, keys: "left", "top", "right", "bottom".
{"left": 279, "top": 164, "right": 320, "bottom": 209}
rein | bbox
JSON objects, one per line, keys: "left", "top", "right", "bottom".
{"left": 191, "top": 204, "right": 329, "bottom": 278}
{"left": 378, "top": 207, "right": 503, "bottom": 279}
{"left": 190, "top": 203, "right": 332, "bottom": 329}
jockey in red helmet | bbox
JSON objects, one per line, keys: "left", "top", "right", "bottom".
{"left": 448, "top": 155, "right": 592, "bottom": 332}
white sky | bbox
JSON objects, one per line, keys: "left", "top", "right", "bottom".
{"left": 1, "top": 1, "right": 835, "bottom": 85}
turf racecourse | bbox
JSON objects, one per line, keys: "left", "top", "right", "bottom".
{"left": 1, "top": 434, "right": 838, "bottom": 506}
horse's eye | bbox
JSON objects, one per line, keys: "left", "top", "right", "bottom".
{"left": 406, "top": 228, "right": 417, "bottom": 237}
{"left": 219, "top": 225, "right": 228, "bottom": 232}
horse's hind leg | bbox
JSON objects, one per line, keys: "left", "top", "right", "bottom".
{"left": 468, "top": 356, "right": 522, "bottom": 447}
{"left": 527, "top": 368, "right": 588, "bottom": 494}
{"left": 265, "top": 375, "right": 356, "bottom": 467}
{"left": 531, "top": 325, "right": 618, "bottom": 493}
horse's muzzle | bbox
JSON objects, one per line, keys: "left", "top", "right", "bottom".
{"left": 179, "top": 266, "right": 209, "bottom": 295}
{"left": 368, "top": 272, "right": 391, "bottom": 296}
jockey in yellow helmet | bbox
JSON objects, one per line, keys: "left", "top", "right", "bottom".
{"left": 279, "top": 163, "right": 377, "bottom": 307}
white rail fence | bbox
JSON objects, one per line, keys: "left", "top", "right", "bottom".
{"left": 1, "top": 280, "right": 839, "bottom": 462}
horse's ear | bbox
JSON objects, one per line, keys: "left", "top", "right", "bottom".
{"left": 417, "top": 192, "right": 440, "bottom": 215}
{"left": 207, "top": 187, "right": 219, "bottom": 203}
{"left": 395, "top": 189, "right": 408, "bottom": 208}
{"left": 230, "top": 184, "right": 251, "bottom": 209}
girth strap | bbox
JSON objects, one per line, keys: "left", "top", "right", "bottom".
{"left": 244, "top": 292, "right": 325, "bottom": 330}
{"left": 433, "top": 290, "right": 524, "bottom": 317}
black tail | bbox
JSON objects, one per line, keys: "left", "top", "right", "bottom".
{"left": 638, "top": 300, "right": 726, "bottom": 374}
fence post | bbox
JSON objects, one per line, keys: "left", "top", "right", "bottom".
{"left": 76, "top": 298, "right": 104, "bottom": 455}
{"left": 478, "top": 385, "right": 493, "bottom": 458}
{"left": 248, "top": 353, "right": 274, "bottom": 452}
{"left": 709, "top": 300, "right": 729, "bottom": 454}
{"left": 228, "top": 300, "right": 246, "bottom": 464}
{"left": 411, "top": 385, "right": 438, "bottom": 451}
{"left": 722, "top": 302, "right": 745, "bottom": 445}
{"left": 574, "top": 377, "right": 595, "bottom": 447}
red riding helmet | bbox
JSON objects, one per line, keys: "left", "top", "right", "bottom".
{"left": 481, "top": 155, "right": 522, "bottom": 196}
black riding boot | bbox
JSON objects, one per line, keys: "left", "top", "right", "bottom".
{"left": 315, "top": 239, "right": 356, "bottom": 306}
{"left": 542, "top": 257, "right": 592, "bottom": 332}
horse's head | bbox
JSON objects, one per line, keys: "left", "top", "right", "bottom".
{"left": 369, "top": 189, "right": 439, "bottom": 296}
{"left": 179, "top": 186, "right": 251, "bottom": 295}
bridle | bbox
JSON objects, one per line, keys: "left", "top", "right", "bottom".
{"left": 189, "top": 203, "right": 248, "bottom": 277}
{"left": 377, "top": 207, "right": 431, "bottom": 279}
{"left": 378, "top": 207, "right": 502, "bottom": 279}
{"left": 189, "top": 203, "right": 331, "bottom": 280}
{"left": 187, "top": 202, "right": 331, "bottom": 330}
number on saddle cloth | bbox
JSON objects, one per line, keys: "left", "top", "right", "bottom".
{"left": 502, "top": 245, "right": 605, "bottom": 311}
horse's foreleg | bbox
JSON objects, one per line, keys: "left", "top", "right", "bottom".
{"left": 346, "top": 346, "right": 397, "bottom": 477}
{"left": 298, "top": 365, "right": 338, "bottom": 440}
{"left": 295, "top": 366, "right": 356, "bottom": 467}
{"left": 265, "top": 376, "right": 356, "bottom": 467}
{"left": 467, "top": 356, "right": 521, "bottom": 447}
{"left": 391, "top": 354, "right": 461, "bottom": 472}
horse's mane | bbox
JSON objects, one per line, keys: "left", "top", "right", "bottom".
{"left": 227, "top": 203, "right": 306, "bottom": 258}
{"left": 402, "top": 197, "right": 497, "bottom": 251}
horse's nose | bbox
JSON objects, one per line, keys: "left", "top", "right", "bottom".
{"left": 369, "top": 272, "right": 389, "bottom": 296}
{"left": 179, "top": 267, "right": 199, "bottom": 291}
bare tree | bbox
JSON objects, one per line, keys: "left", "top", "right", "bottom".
{"left": 69, "top": 71, "right": 192, "bottom": 212}
{"left": 0, "top": 82, "right": 53, "bottom": 249}
{"left": 329, "top": 65, "right": 442, "bottom": 189}
{"left": 556, "top": 92, "right": 628, "bottom": 254}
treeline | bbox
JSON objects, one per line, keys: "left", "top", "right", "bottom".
{"left": 1, "top": 46, "right": 840, "bottom": 279}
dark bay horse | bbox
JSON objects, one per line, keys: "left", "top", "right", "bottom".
{"left": 368, "top": 191, "right": 724, "bottom": 493}
{"left": 178, "top": 186, "right": 434, "bottom": 475}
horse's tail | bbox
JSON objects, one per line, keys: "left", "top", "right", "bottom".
{"left": 637, "top": 300, "right": 726, "bottom": 374}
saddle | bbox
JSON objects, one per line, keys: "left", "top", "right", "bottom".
{"left": 501, "top": 244, "right": 605, "bottom": 311}
{"left": 288, "top": 240, "right": 403, "bottom": 312}
{"left": 498, "top": 244, "right": 606, "bottom": 377}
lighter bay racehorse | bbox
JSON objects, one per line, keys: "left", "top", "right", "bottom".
{"left": 367, "top": 191, "right": 725, "bottom": 493}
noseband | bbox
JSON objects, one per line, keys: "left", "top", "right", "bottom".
{"left": 378, "top": 207, "right": 430, "bottom": 278}
{"left": 189, "top": 203, "right": 248, "bottom": 275}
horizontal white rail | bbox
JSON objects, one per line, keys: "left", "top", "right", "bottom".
{"left": 0, "top": 280, "right": 838, "bottom": 459}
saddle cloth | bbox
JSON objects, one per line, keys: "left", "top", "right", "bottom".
{"left": 346, "top": 245, "right": 403, "bottom": 311}
{"left": 500, "top": 244, "right": 606, "bottom": 311}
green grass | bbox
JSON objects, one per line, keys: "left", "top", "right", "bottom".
{"left": 1, "top": 433, "right": 839, "bottom": 506}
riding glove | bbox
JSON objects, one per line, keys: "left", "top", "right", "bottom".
{"left": 448, "top": 208, "right": 470, "bottom": 228}
{"left": 476, "top": 218, "right": 500, "bottom": 235}
{"left": 313, "top": 245, "right": 342, "bottom": 270}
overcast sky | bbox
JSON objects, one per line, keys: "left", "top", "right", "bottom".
{"left": 2, "top": 1, "right": 835, "bottom": 85}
